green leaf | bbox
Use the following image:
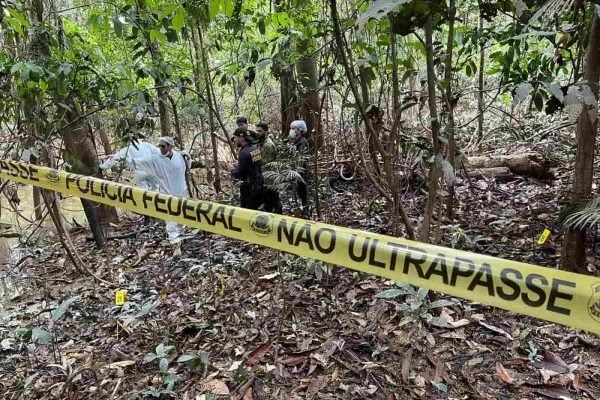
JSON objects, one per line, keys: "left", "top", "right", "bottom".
{"left": 177, "top": 354, "right": 195, "bottom": 362}
{"left": 134, "top": 301, "right": 158, "bottom": 318}
{"left": 112, "top": 16, "right": 123, "bottom": 38}
{"left": 466, "top": 357, "right": 484, "bottom": 367}
{"left": 357, "top": 0, "right": 411, "bottom": 25}
{"left": 376, "top": 288, "right": 408, "bottom": 299}
{"left": 159, "top": 357, "right": 169, "bottom": 373}
{"left": 8, "top": 8, "right": 31, "bottom": 30}
{"left": 429, "top": 299, "right": 455, "bottom": 309}
{"left": 431, "top": 381, "right": 448, "bottom": 393}
{"left": 95, "top": 47, "right": 106, "bottom": 62}
{"left": 51, "top": 296, "right": 79, "bottom": 321}
{"left": 15, "top": 327, "right": 32, "bottom": 342}
{"left": 542, "top": 82, "right": 564, "bottom": 103}
{"left": 143, "top": 353, "right": 157, "bottom": 363}
{"left": 32, "top": 328, "right": 51, "bottom": 345}
{"left": 209, "top": 0, "right": 234, "bottom": 19}
{"left": 163, "top": 374, "right": 180, "bottom": 390}
{"left": 172, "top": 6, "right": 185, "bottom": 31}
{"left": 198, "top": 351, "right": 209, "bottom": 365}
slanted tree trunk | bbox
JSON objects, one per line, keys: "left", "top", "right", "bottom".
{"left": 62, "top": 107, "right": 113, "bottom": 248}
{"left": 419, "top": 15, "right": 443, "bottom": 243}
{"left": 295, "top": 39, "right": 322, "bottom": 149}
{"left": 561, "top": 12, "right": 600, "bottom": 273}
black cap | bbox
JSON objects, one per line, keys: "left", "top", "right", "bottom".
{"left": 231, "top": 127, "right": 257, "bottom": 141}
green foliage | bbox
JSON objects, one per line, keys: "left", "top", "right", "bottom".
{"left": 561, "top": 197, "right": 600, "bottom": 231}
{"left": 144, "top": 343, "right": 176, "bottom": 373}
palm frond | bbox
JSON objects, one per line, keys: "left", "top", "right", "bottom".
{"left": 562, "top": 196, "right": 600, "bottom": 231}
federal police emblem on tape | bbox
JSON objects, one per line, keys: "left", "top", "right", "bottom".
{"left": 588, "top": 282, "right": 600, "bottom": 323}
{"left": 250, "top": 213, "right": 272, "bottom": 237}
{"left": 45, "top": 170, "right": 59, "bottom": 184}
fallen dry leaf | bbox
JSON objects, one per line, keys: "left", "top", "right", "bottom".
{"left": 540, "top": 367, "right": 560, "bottom": 383}
{"left": 331, "top": 367, "right": 339, "bottom": 382}
{"left": 449, "top": 318, "right": 470, "bottom": 328}
{"left": 242, "top": 388, "right": 253, "bottom": 400}
{"left": 479, "top": 321, "right": 513, "bottom": 340}
{"left": 307, "top": 375, "right": 329, "bottom": 395}
{"left": 258, "top": 272, "right": 280, "bottom": 281}
{"left": 245, "top": 341, "right": 271, "bottom": 366}
{"left": 202, "top": 379, "right": 230, "bottom": 395}
{"left": 102, "top": 360, "right": 136, "bottom": 369}
{"left": 401, "top": 349, "right": 413, "bottom": 383}
{"left": 279, "top": 355, "right": 308, "bottom": 366}
{"left": 496, "top": 362, "right": 514, "bottom": 384}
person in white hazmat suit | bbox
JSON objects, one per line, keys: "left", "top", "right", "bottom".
{"left": 129, "top": 136, "right": 190, "bottom": 247}
{"left": 99, "top": 136, "right": 160, "bottom": 192}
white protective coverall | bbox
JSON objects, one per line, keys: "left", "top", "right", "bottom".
{"left": 130, "top": 151, "right": 190, "bottom": 244}
{"left": 99, "top": 140, "right": 160, "bottom": 191}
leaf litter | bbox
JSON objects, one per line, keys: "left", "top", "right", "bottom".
{"left": 1, "top": 142, "right": 600, "bottom": 399}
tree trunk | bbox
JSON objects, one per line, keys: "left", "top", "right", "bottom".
{"left": 137, "top": 0, "right": 170, "bottom": 136}
{"left": 62, "top": 107, "right": 114, "bottom": 247}
{"left": 295, "top": 39, "right": 322, "bottom": 149}
{"left": 95, "top": 120, "right": 113, "bottom": 156}
{"left": 477, "top": 0, "right": 485, "bottom": 140}
{"left": 168, "top": 95, "right": 184, "bottom": 146}
{"left": 279, "top": 56, "right": 299, "bottom": 137}
{"left": 560, "top": 12, "right": 600, "bottom": 273}
{"left": 445, "top": 0, "right": 457, "bottom": 220}
{"left": 33, "top": 187, "right": 43, "bottom": 221}
{"left": 419, "top": 15, "right": 443, "bottom": 243}
{"left": 196, "top": 24, "right": 221, "bottom": 193}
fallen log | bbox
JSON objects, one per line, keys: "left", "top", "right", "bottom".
{"left": 467, "top": 167, "right": 513, "bottom": 180}
{"left": 465, "top": 153, "right": 551, "bottom": 179}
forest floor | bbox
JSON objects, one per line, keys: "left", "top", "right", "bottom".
{"left": 1, "top": 132, "right": 600, "bottom": 400}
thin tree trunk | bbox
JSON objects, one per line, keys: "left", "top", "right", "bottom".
{"left": 296, "top": 39, "right": 322, "bottom": 149}
{"left": 419, "top": 15, "right": 443, "bottom": 243}
{"left": 168, "top": 95, "right": 183, "bottom": 146}
{"left": 33, "top": 187, "right": 43, "bottom": 221}
{"left": 445, "top": 0, "right": 457, "bottom": 220}
{"left": 279, "top": 56, "right": 299, "bottom": 137}
{"left": 560, "top": 12, "right": 600, "bottom": 273}
{"left": 477, "top": 0, "right": 485, "bottom": 139}
{"left": 197, "top": 24, "right": 221, "bottom": 193}
{"left": 136, "top": 0, "right": 170, "bottom": 136}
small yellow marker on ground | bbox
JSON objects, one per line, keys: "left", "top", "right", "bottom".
{"left": 115, "top": 290, "right": 126, "bottom": 306}
{"left": 537, "top": 228, "right": 551, "bottom": 245}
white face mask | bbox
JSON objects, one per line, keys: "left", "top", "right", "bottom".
{"left": 289, "top": 129, "right": 297, "bottom": 139}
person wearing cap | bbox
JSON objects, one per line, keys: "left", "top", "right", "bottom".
{"left": 255, "top": 122, "right": 282, "bottom": 213}
{"left": 236, "top": 116, "right": 249, "bottom": 130}
{"left": 130, "top": 136, "right": 190, "bottom": 247}
{"left": 230, "top": 127, "right": 263, "bottom": 210}
{"left": 99, "top": 134, "right": 160, "bottom": 193}
{"left": 289, "top": 120, "right": 311, "bottom": 215}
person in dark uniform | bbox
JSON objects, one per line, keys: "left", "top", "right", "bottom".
{"left": 289, "top": 120, "right": 311, "bottom": 215}
{"left": 230, "top": 127, "right": 263, "bottom": 210}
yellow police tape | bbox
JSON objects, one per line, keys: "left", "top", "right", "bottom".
{"left": 1, "top": 159, "right": 599, "bottom": 334}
